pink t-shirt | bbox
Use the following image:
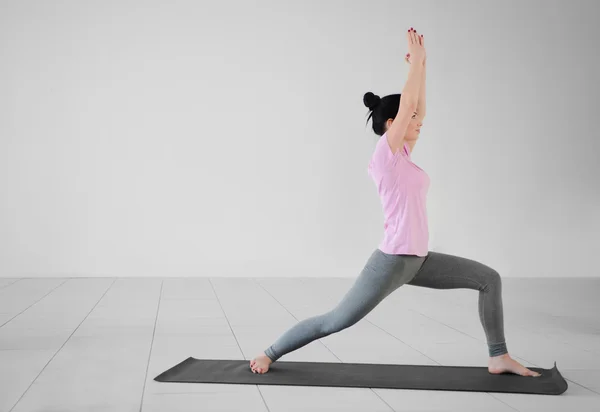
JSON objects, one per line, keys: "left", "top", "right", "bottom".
{"left": 367, "top": 133, "right": 430, "bottom": 257}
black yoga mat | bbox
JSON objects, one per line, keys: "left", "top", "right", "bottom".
{"left": 154, "top": 357, "right": 568, "bottom": 395}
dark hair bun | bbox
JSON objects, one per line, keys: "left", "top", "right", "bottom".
{"left": 363, "top": 92, "right": 381, "bottom": 111}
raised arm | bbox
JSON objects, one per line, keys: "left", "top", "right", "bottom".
{"left": 416, "top": 58, "right": 426, "bottom": 119}
{"left": 406, "top": 34, "right": 427, "bottom": 119}
{"left": 386, "top": 28, "right": 425, "bottom": 155}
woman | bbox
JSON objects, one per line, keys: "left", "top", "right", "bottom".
{"left": 250, "top": 27, "right": 540, "bottom": 378}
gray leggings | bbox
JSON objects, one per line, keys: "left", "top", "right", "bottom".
{"left": 264, "top": 249, "right": 508, "bottom": 362}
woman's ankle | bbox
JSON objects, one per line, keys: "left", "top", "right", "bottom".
{"left": 488, "top": 341, "right": 508, "bottom": 358}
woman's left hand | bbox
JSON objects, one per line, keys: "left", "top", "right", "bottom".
{"left": 405, "top": 31, "right": 426, "bottom": 66}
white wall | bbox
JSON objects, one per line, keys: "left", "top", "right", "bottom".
{"left": 1, "top": 0, "right": 598, "bottom": 278}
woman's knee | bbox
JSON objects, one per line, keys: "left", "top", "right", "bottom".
{"left": 484, "top": 269, "right": 502, "bottom": 291}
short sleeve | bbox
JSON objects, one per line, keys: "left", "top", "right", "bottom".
{"left": 368, "top": 133, "right": 401, "bottom": 178}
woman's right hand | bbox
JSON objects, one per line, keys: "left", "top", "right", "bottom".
{"left": 407, "top": 28, "right": 426, "bottom": 63}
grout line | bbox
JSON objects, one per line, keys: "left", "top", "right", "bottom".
{"left": 0, "top": 278, "right": 24, "bottom": 291}
{"left": 208, "top": 278, "right": 271, "bottom": 412}
{"left": 9, "top": 278, "right": 118, "bottom": 412}
{"left": 139, "top": 280, "right": 164, "bottom": 412}
{"left": 365, "top": 319, "right": 443, "bottom": 365}
{"left": 562, "top": 378, "right": 600, "bottom": 395}
{"left": 207, "top": 278, "right": 248, "bottom": 360}
{"left": 253, "top": 278, "right": 397, "bottom": 412}
{"left": 1, "top": 278, "right": 71, "bottom": 329}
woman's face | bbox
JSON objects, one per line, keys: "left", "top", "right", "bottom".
{"left": 386, "top": 112, "right": 422, "bottom": 140}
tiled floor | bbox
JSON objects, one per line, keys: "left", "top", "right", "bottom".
{"left": 0, "top": 276, "right": 599, "bottom": 411}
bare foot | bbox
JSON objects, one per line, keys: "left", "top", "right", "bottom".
{"left": 250, "top": 352, "right": 273, "bottom": 374}
{"left": 488, "top": 353, "right": 541, "bottom": 377}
